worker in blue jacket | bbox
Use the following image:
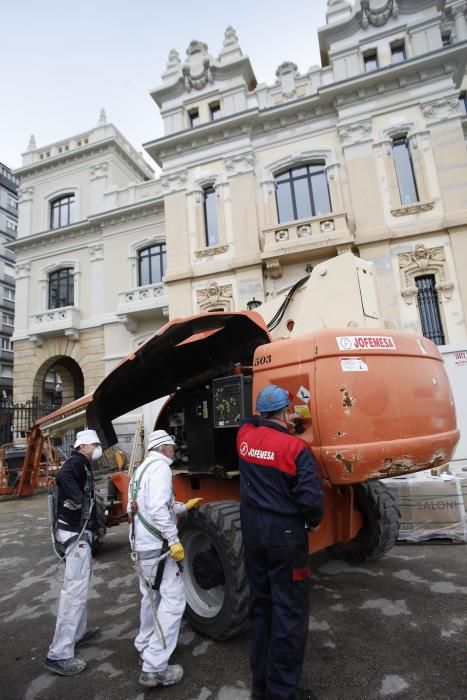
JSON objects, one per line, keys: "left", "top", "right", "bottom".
{"left": 237, "top": 385, "right": 324, "bottom": 700}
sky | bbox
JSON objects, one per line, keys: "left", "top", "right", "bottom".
{"left": 1, "top": 0, "right": 329, "bottom": 172}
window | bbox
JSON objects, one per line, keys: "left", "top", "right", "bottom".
{"left": 392, "top": 137, "right": 419, "bottom": 205}
{"left": 3, "top": 288, "right": 14, "bottom": 302}
{"left": 1, "top": 337, "right": 12, "bottom": 351}
{"left": 7, "top": 195, "right": 17, "bottom": 209}
{"left": 442, "top": 30, "right": 452, "bottom": 47}
{"left": 391, "top": 41, "right": 406, "bottom": 63}
{"left": 363, "top": 49, "right": 378, "bottom": 72}
{"left": 209, "top": 103, "right": 221, "bottom": 121}
{"left": 189, "top": 109, "right": 200, "bottom": 128}
{"left": 2, "top": 313, "right": 14, "bottom": 326}
{"left": 6, "top": 219, "right": 17, "bottom": 233}
{"left": 459, "top": 92, "right": 467, "bottom": 117}
{"left": 138, "top": 244, "right": 167, "bottom": 286}
{"left": 50, "top": 194, "right": 75, "bottom": 229}
{"left": 203, "top": 186, "right": 219, "bottom": 246}
{"left": 4, "top": 264, "right": 14, "bottom": 278}
{"left": 275, "top": 163, "right": 331, "bottom": 224}
{"left": 416, "top": 275, "right": 445, "bottom": 345}
{"left": 48, "top": 268, "right": 74, "bottom": 309}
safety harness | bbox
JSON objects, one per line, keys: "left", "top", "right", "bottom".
{"left": 129, "top": 457, "right": 164, "bottom": 545}
{"left": 48, "top": 464, "right": 95, "bottom": 563}
{"left": 129, "top": 456, "right": 171, "bottom": 651}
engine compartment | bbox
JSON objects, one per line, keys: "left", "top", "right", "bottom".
{"left": 157, "top": 373, "right": 253, "bottom": 473}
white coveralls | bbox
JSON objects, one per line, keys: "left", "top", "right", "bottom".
{"left": 130, "top": 451, "right": 186, "bottom": 673}
{"left": 47, "top": 529, "right": 91, "bottom": 660}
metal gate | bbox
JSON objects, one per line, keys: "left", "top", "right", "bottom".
{"left": 0, "top": 398, "right": 62, "bottom": 446}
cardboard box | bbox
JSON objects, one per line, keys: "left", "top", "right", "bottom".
{"left": 383, "top": 475, "right": 466, "bottom": 543}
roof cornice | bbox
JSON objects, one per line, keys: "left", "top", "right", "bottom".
{"left": 15, "top": 137, "right": 153, "bottom": 181}
{"left": 7, "top": 220, "right": 99, "bottom": 253}
{"left": 145, "top": 43, "right": 466, "bottom": 164}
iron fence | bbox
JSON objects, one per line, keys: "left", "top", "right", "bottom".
{"left": 0, "top": 397, "right": 62, "bottom": 446}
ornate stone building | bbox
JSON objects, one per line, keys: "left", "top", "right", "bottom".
{"left": 11, "top": 0, "right": 467, "bottom": 447}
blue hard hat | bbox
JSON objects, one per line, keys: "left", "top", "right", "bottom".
{"left": 256, "top": 385, "right": 290, "bottom": 414}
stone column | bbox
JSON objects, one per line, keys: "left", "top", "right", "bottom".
{"left": 453, "top": 4, "right": 467, "bottom": 41}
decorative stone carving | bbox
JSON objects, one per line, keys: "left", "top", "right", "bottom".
{"left": 275, "top": 62, "right": 299, "bottom": 99}
{"left": 219, "top": 26, "right": 242, "bottom": 61}
{"left": 197, "top": 282, "right": 232, "bottom": 311}
{"left": 18, "top": 185, "right": 34, "bottom": 202}
{"left": 225, "top": 153, "right": 254, "bottom": 176}
{"left": 26, "top": 134, "right": 37, "bottom": 151}
{"left": 182, "top": 40, "right": 213, "bottom": 91}
{"left": 275, "top": 229, "right": 289, "bottom": 242}
{"left": 117, "top": 313, "right": 138, "bottom": 333}
{"left": 123, "top": 285, "right": 165, "bottom": 303}
{"left": 162, "top": 49, "right": 182, "bottom": 82}
{"left": 195, "top": 244, "right": 228, "bottom": 258}
{"left": 391, "top": 202, "right": 435, "bottom": 217}
{"left": 297, "top": 225, "right": 311, "bottom": 238}
{"left": 16, "top": 262, "right": 31, "bottom": 279}
{"left": 399, "top": 244, "right": 454, "bottom": 305}
{"left": 338, "top": 121, "right": 372, "bottom": 147}
{"left": 88, "top": 244, "right": 104, "bottom": 261}
{"left": 97, "top": 108, "right": 107, "bottom": 126}
{"left": 320, "top": 220, "right": 335, "bottom": 233}
{"left": 90, "top": 162, "right": 108, "bottom": 180}
{"left": 421, "top": 97, "right": 460, "bottom": 124}
{"left": 161, "top": 171, "right": 188, "bottom": 194}
{"left": 265, "top": 259, "right": 282, "bottom": 279}
{"left": 361, "top": 0, "right": 398, "bottom": 29}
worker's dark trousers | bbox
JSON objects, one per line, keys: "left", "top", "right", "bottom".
{"left": 241, "top": 504, "right": 310, "bottom": 700}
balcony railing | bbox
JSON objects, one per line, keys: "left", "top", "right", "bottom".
{"left": 116, "top": 282, "right": 168, "bottom": 332}
{"left": 29, "top": 306, "right": 80, "bottom": 346}
{"left": 261, "top": 212, "right": 353, "bottom": 258}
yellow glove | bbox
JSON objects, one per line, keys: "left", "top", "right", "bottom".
{"left": 169, "top": 542, "right": 184, "bottom": 561}
{"left": 185, "top": 498, "right": 204, "bottom": 511}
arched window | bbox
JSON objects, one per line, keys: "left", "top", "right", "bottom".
{"left": 50, "top": 193, "right": 75, "bottom": 229}
{"left": 48, "top": 268, "right": 74, "bottom": 309}
{"left": 138, "top": 244, "right": 167, "bottom": 286}
{"left": 275, "top": 163, "right": 331, "bottom": 224}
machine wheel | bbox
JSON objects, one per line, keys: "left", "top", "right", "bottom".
{"left": 328, "top": 481, "right": 400, "bottom": 564}
{"left": 178, "top": 501, "right": 249, "bottom": 640}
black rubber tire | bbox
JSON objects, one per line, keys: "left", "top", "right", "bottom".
{"left": 178, "top": 501, "right": 249, "bottom": 640}
{"left": 327, "top": 481, "right": 400, "bottom": 564}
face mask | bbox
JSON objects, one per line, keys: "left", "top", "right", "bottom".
{"left": 91, "top": 446, "right": 103, "bottom": 461}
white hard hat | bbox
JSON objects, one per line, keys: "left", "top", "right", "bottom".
{"left": 74, "top": 429, "right": 101, "bottom": 448}
{"left": 148, "top": 430, "right": 176, "bottom": 451}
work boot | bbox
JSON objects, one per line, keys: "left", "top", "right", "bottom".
{"left": 75, "top": 627, "right": 101, "bottom": 648}
{"left": 44, "top": 657, "right": 87, "bottom": 676}
{"left": 139, "top": 664, "right": 184, "bottom": 687}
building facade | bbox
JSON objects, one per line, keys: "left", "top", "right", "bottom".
{"left": 11, "top": 0, "right": 467, "bottom": 446}
{"left": 0, "top": 162, "right": 19, "bottom": 400}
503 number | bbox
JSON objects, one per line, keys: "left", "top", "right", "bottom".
{"left": 254, "top": 354, "right": 272, "bottom": 366}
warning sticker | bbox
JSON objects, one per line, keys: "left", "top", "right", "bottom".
{"left": 296, "top": 385, "right": 310, "bottom": 404}
{"left": 340, "top": 357, "right": 368, "bottom": 372}
{"left": 294, "top": 404, "right": 311, "bottom": 419}
{"left": 455, "top": 351, "right": 467, "bottom": 367}
{"left": 336, "top": 335, "right": 396, "bottom": 351}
